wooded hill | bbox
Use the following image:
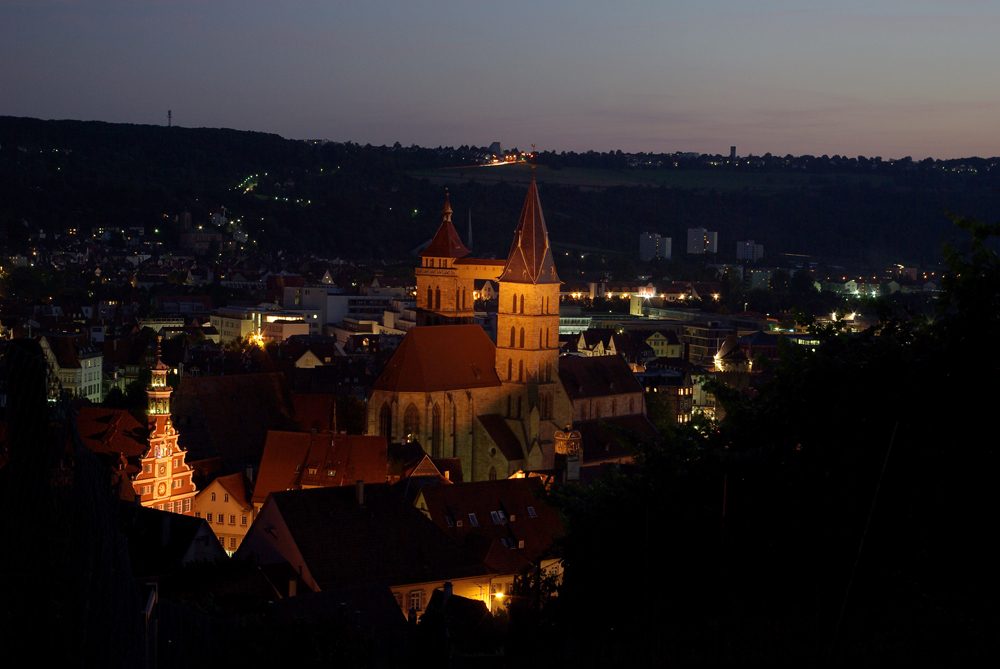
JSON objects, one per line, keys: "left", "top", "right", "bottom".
{"left": 2, "top": 116, "right": 998, "bottom": 266}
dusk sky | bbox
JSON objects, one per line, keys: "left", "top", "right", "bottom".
{"left": 3, "top": 1, "right": 999, "bottom": 159}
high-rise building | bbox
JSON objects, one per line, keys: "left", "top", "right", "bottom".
{"left": 639, "top": 232, "right": 672, "bottom": 261}
{"left": 737, "top": 240, "right": 764, "bottom": 262}
{"left": 687, "top": 227, "right": 718, "bottom": 255}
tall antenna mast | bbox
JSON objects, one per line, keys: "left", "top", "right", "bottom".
{"left": 167, "top": 110, "right": 172, "bottom": 127}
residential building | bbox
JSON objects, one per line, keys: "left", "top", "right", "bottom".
{"left": 40, "top": 334, "right": 103, "bottom": 403}
{"left": 686, "top": 227, "right": 718, "bottom": 255}
{"left": 236, "top": 484, "right": 496, "bottom": 615}
{"left": 193, "top": 473, "right": 255, "bottom": 554}
{"left": 737, "top": 239, "right": 764, "bottom": 262}
{"left": 639, "top": 232, "right": 672, "bottom": 261}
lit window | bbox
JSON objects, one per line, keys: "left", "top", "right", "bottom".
{"left": 410, "top": 590, "right": 423, "bottom": 612}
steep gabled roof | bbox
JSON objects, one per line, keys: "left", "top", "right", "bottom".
{"left": 498, "top": 176, "right": 560, "bottom": 285}
{"left": 372, "top": 325, "right": 501, "bottom": 393}
{"left": 419, "top": 195, "right": 470, "bottom": 259}
{"left": 258, "top": 485, "right": 494, "bottom": 590}
{"left": 416, "top": 478, "right": 562, "bottom": 575}
{"left": 76, "top": 407, "right": 148, "bottom": 458}
{"left": 254, "top": 430, "right": 387, "bottom": 505}
{"left": 212, "top": 472, "right": 252, "bottom": 509}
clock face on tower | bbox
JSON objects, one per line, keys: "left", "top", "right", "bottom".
{"left": 157, "top": 482, "right": 167, "bottom": 496}
{"left": 158, "top": 464, "right": 166, "bottom": 476}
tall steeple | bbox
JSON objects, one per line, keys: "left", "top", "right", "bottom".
{"left": 495, "top": 174, "right": 561, "bottom": 432}
{"left": 416, "top": 191, "right": 476, "bottom": 325}
{"left": 419, "top": 191, "right": 470, "bottom": 260}
{"left": 135, "top": 338, "right": 196, "bottom": 515}
{"left": 499, "top": 176, "right": 560, "bottom": 285}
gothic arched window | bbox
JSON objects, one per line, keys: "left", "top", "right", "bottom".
{"left": 519, "top": 295, "right": 524, "bottom": 314}
{"left": 519, "top": 328, "right": 525, "bottom": 348}
{"left": 427, "top": 286, "right": 433, "bottom": 309}
{"left": 435, "top": 288, "right": 441, "bottom": 310}
{"left": 519, "top": 359, "right": 524, "bottom": 382}
{"left": 488, "top": 466, "right": 497, "bottom": 481}
{"left": 379, "top": 402, "right": 392, "bottom": 438}
{"left": 403, "top": 404, "right": 420, "bottom": 442}
{"left": 431, "top": 405, "right": 442, "bottom": 457}
{"left": 512, "top": 294, "right": 517, "bottom": 313}
{"left": 507, "top": 358, "right": 513, "bottom": 380}
{"left": 509, "top": 327, "right": 516, "bottom": 348}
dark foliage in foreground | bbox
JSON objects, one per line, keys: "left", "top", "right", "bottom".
{"left": 523, "top": 217, "right": 998, "bottom": 666}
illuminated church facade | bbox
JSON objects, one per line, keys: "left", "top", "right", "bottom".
{"left": 368, "top": 178, "right": 637, "bottom": 481}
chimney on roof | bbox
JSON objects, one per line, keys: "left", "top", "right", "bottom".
{"left": 356, "top": 479, "right": 364, "bottom": 507}
{"left": 443, "top": 581, "right": 453, "bottom": 609}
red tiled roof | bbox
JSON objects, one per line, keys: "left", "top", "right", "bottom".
{"left": 214, "top": 472, "right": 251, "bottom": 509}
{"left": 419, "top": 196, "right": 470, "bottom": 259}
{"left": 417, "top": 478, "right": 562, "bottom": 575}
{"left": 499, "top": 176, "right": 561, "bottom": 285}
{"left": 372, "top": 325, "right": 501, "bottom": 393}
{"left": 76, "top": 407, "right": 148, "bottom": 458}
{"left": 254, "top": 430, "right": 387, "bottom": 505}
{"left": 252, "top": 485, "right": 494, "bottom": 590}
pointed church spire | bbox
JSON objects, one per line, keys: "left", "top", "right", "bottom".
{"left": 499, "top": 175, "right": 561, "bottom": 284}
{"left": 420, "top": 190, "right": 470, "bottom": 259}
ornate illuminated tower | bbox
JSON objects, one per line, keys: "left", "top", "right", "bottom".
{"left": 496, "top": 174, "right": 561, "bottom": 423}
{"left": 133, "top": 342, "right": 196, "bottom": 514}
{"left": 416, "top": 192, "right": 477, "bottom": 326}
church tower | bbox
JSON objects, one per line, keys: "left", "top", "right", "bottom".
{"left": 416, "top": 193, "right": 476, "bottom": 326}
{"left": 133, "top": 342, "right": 196, "bottom": 514}
{"left": 496, "top": 175, "right": 561, "bottom": 425}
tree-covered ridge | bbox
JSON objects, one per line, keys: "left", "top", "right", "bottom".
{"left": 3, "top": 116, "right": 1000, "bottom": 265}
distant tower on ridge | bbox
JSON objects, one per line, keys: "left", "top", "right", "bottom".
{"left": 168, "top": 110, "right": 172, "bottom": 127}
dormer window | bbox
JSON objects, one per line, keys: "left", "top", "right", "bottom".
{"left": 308, "top": 468, "right": 317, "bottom": 475}
{"left": 527, "top": 506, "right": 537, "bottom": 518}
{"left": 490, "top": 511, "right": 501, "bottom": 524}
{"left": 468, "top": 513, "right": 478, "bottom": 527}
{"left": 446, "top": 515, "right": 454, "bottom": 527}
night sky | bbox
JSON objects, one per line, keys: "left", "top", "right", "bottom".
{"left": 4, "top": 1, "right": 999, "bottom": 158}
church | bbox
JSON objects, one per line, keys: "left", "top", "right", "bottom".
{"left": 366, "top": 176, "right": 646, "bottom": 481}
